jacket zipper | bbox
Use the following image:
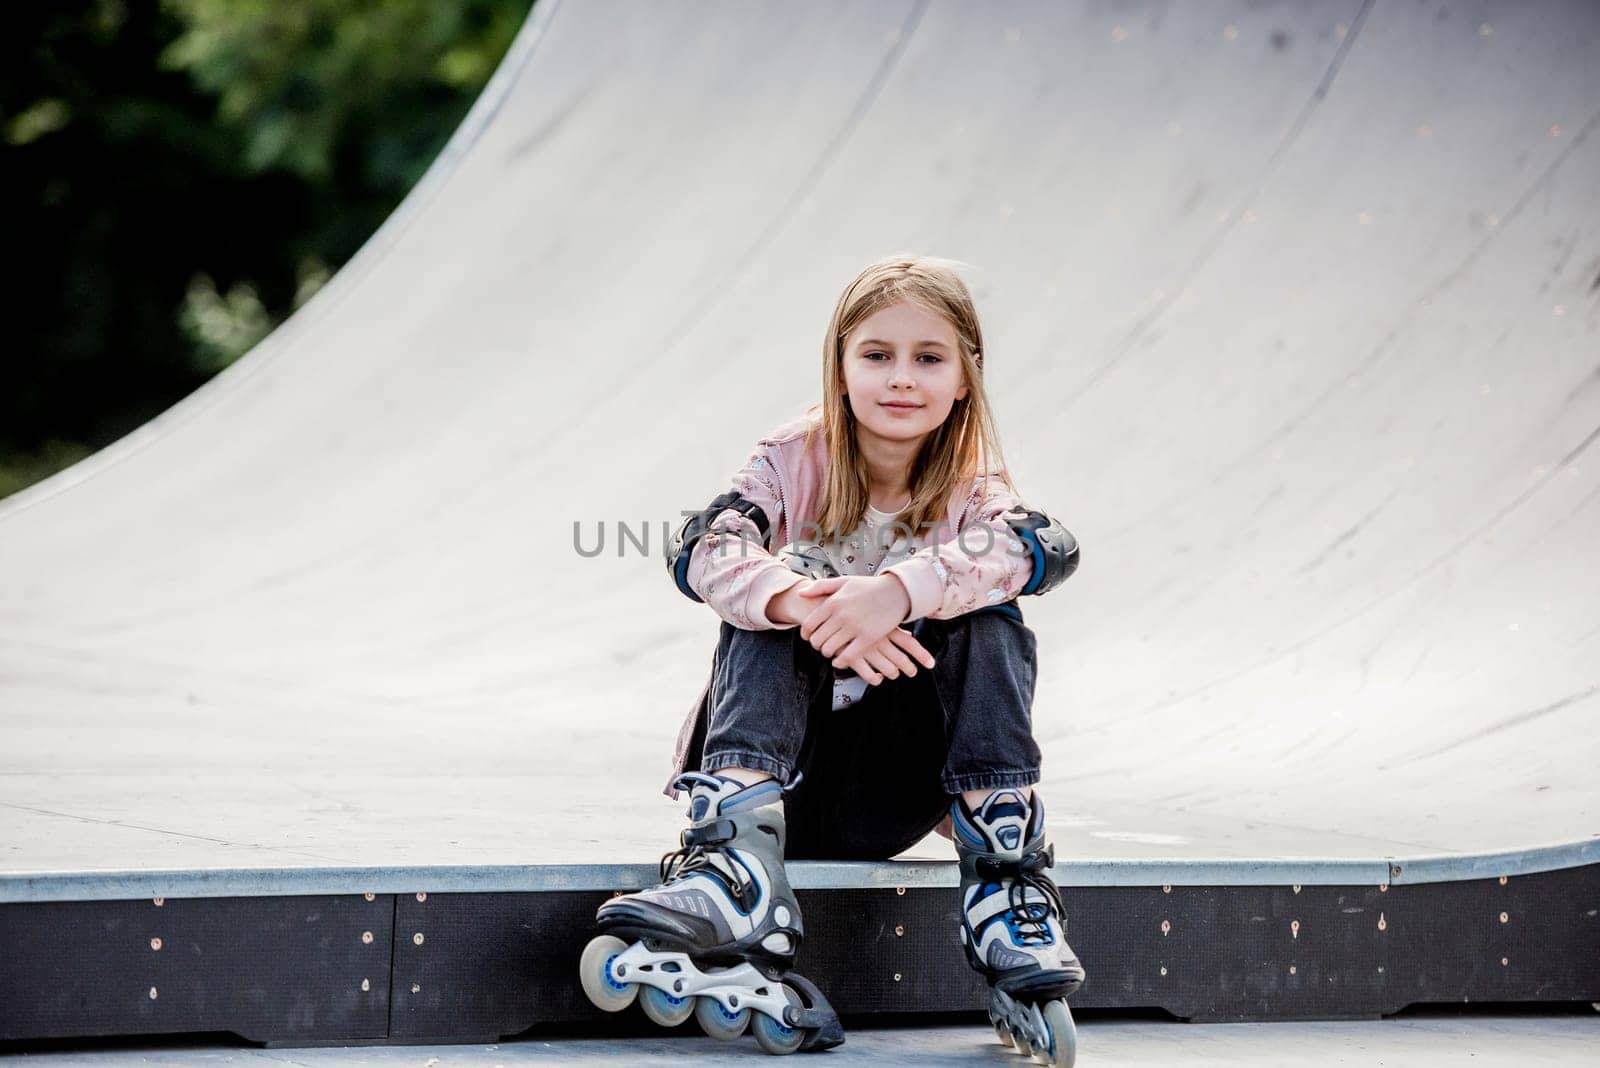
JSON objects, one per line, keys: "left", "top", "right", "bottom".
{"left": 957, "top": 478, "right": 982, "bottom": 534}
{"left": 770, "top": 448, "right": 788, "bottom": 551}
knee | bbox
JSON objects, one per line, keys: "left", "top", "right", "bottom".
{"left": 947, "top": 605, "right": 1032, "bottom": 638}
{"left": 721, "top": 619, "right": 801, "bottom": 650}
{"left": 941, "top": 607, "right": 1036, "bottom": 660}
{"left": 721, "top": 620, "right": 832, "bottom": 680}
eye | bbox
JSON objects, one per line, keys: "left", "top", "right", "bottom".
{"left": 863, "top": 351, "right": 943, "bottom": 362}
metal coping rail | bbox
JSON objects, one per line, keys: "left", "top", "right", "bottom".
{"left": 2, "top": 837, "right": 1595, "bottom": 903}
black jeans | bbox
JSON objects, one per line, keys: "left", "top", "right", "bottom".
{"left": 690, "top": 604, "right": 1042, "bottom": 860}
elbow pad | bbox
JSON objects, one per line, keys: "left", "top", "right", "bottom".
{"left": 1004, "top": 509, "right": 1079, "bottom": 596}
{"left": 666, "top": 491, "right": 773, "bottom": 602}
{"left": 776, "top": 541, "right": 839, "bottom": 580}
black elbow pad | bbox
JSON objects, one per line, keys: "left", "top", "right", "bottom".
{"left": 666, "top": 491, "right": 773, "bottom": 602}
{"left": 1004, "top": 509, "right": 1079, "bottom": 596}
{"left": 776, "top": 541, "right": 839, "bottom": 580}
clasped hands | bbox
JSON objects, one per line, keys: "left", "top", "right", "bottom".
{"left": 767, "top": 574, "right": 936, "bottom": 686}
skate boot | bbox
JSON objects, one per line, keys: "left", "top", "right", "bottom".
{"left": 579, "top": 772, "right": 844, "bottom": 1053}
{"left": 952, "top": 788, "right": 1084, "bottom": 1067}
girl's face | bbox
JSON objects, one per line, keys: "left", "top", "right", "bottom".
{"left": 840, "top": 300, "right": 970, "bottom": 448}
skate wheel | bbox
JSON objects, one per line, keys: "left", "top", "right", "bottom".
{"left": 1038, "top": 999, "right": 1077, "bottom": 1067}
{"left": 578, "top": 935, "right": 637, "bottom": 1012}
{"left": 1011, "top": 1025, "right": 1033, "bottom": 1057}
{"left": 751, "top": 982, "right": 805, "bottom": 1055}
{"left": 694, "top": 993, "right": 750, "bottom": 1040}
{"left": 639, "top": 983, "right": 694, "bottom": 1028}
{"left": 989, "top": 1006, "right": 1014, "bottom": 1048}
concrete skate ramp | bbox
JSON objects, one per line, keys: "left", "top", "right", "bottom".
{"left": 1, "top": 0, "right": 1597, "bottom": 889}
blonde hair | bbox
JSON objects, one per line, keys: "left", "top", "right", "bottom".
{"left": 803, "top": 253, "right": 1015, "bottom": 542}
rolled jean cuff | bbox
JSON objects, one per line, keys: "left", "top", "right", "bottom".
{"left": 702, "top": 750, "right": 793, "bottom": 783}
{"left": 942, "top": 768, "right": 1040, "bottom": 794}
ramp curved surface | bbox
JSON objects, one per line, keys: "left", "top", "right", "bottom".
{"left": 1, "top": 0, "right": 1597, "bottom": 885}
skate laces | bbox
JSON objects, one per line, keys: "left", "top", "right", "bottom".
{"left": 657, "top": 837, "right": 756, "bottom": 912}
{"left": 977, "top": 847, "right": 1063, "bottom": 947}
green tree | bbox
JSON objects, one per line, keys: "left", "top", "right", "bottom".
{"left": 1, "top": 0, "right": 531, "bottom": 501}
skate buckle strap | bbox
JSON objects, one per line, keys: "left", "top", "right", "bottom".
{"left": 974, "top": 842, "right": 1055, "bottom": 881}
{"left": 679, "top": 817, "right": 736, "bottom": 848}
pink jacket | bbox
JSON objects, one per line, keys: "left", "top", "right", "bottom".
{"left": 684, "top": 412, "right": 1037, "bottom": 629}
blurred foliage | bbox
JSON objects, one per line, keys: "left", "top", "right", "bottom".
{"left": 0, "top": 441, "right": 96, "bottom": 501}
{"left": 160, "top": 0, "right": 523, "bottom": 183}
{"left": 1, "top": 0, "right": 531, "bottom": 500}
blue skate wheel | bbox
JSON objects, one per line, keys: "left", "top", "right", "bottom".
{"left": 694, "top": 993, "right": 750, "bottom": 1040}
{"left": 639, "top": 984, "right": 694, "bottom": 1028}
{"left": 578, "top": 935, "right": 638, "bottom": 1012}
{"left": 751, "top": 982, "right": 805, "bottom": 1055}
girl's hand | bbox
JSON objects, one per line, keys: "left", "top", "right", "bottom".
{"left": 839, "top": 629, "right": 936, "bottom": 685}
{"left": 766, "top": 579, "right": 832, "bottom": 627}
{"left": 797, "top": 575, "right": 930, "bottom": 682}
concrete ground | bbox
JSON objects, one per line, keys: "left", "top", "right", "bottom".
{"left": 7, "top": 1009, "right": 1599, "bottom": 1066}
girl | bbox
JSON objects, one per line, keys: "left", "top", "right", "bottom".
{"left": 582, "top": 255, "right": 1083, "bottom": 1060}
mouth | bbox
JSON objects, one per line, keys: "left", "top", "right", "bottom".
{"left": 879, "top": 402, "right": 923, "bottom": 410}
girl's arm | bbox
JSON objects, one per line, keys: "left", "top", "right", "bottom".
{"left": 683, "top": 445, "right": 806, "bottom": 630}
{"left": 881, "top": 482, "right": 1039, "bottom": 621}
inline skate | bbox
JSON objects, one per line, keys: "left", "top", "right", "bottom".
{"left": 952, "top": 788, "right": 1084, "bottom": 1067}
{"left": 579, "top": 772, "right": 844, "bottom": 1053}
